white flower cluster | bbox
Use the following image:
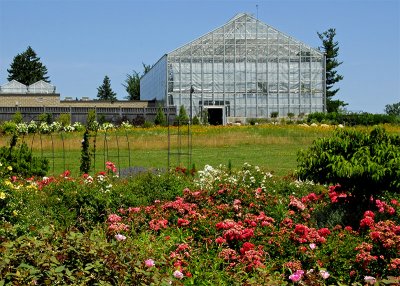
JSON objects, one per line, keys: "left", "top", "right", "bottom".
{"left": 100, "top": 122, "right": 115, "bottom": 131}
{"left": 292, "top": 179, "right": 315, "bottom": 188}
{"left": 15, "top": 121, "right": 85, "bottom": 134}
{"left": 195, "top": 163, "right": 273, "bottom": 191}
{"left": 121, "top": 121, "right": 132, "bottom": 128}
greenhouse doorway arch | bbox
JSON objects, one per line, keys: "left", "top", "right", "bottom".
{"left": 207, "top": 107, "right": 224, "bottom": 125}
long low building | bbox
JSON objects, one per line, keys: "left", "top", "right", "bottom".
{"left": 0, "top": 80, "right": 176, "bottom": 123}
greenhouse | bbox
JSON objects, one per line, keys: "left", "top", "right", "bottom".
{"left": 141, "top": 13, "right": 326, "bottom": 124}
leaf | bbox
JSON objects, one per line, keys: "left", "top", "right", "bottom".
{"left": 54, "top": 265, "right": 65, "bottom": 273}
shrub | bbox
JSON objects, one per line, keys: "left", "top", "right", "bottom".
{"left": 57, "top": 113, "right": 71, "bottom": 126}
{"left": 174, "top": 105, "right": 189, "bottom": 125}
{"left": 154, "top": 105, "right": 167, "bottom": 126}
{"left": 297, "top": 126, "right": 400, "bottom": 226}
{"left": 0, "top": 134, "right": 49, "bottom": 178}
{"left": 11, "top": 112, "right": 23, "bottom": 124}
{"left": 132, "top": 115, "right": 145, "bottom": 127}
{"left": 0, "top": 121, "right": 17, "bottom": 134}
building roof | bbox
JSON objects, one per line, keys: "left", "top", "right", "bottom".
{"left": 168, "top": 13, "right": 323, "bottom": 58}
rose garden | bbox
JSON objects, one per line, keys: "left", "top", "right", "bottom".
{"left": 0, "top": 123, "right": 399, "bottom": 285}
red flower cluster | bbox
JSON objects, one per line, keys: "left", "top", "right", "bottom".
{"left": 177, "top": 218, "right": 190, "bottom": 227}
{"left": 162, "top": 197, "right": 197, "bottom": 215}
{"left": 328, "top": 184, "right": 350, "bottom": 203}
{"left": 360, "top": 211, "right": 375, "bottom": 228}
{"left": 369, "top": 220, "right": 400, "bottom": 249}
{"left": 292, "top": 224, "right": 331, "bottom": 244}
{"left": 301, "top": 192, "right": 320, "bottom": 203}
{"left": 216, "top": 219, "right": 254, "bottom": 242}
{"left": 243, "top": 212, "right": 275, "bottom": 228}
{"left": 239, "top": 242, "right": 265, "bottom": 271}
{"left": 218, "top": 242, "right": 265, "bottom": 272}
{"left": 355, "top": 242, "right": 378, "bottom": 268}
{"left": 149, "top": 219, "right": 168, "bottom": 231}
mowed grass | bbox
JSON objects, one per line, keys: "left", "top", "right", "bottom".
{"left": 2, "top": 124, "right": 398, "bottom": 177}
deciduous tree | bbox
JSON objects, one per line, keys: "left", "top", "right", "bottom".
{"left": 123, "top": 63, "right": 151, "bottom": 100}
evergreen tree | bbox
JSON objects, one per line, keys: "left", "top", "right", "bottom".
{"left": 80, "top": 128, "right": 91, "bottom": 174}
{"left": 318, "top": 28, "right": 346, "bottom": 113}
{"left": 154, "top": 104, "right": 166, "bottom": 126}
{"left": 7, "top": 46, "right": 50, "bottom": 85}
{"left": 97, "top": 76, "right": 117, "bottom": 101}
{"left": 175, "top": 105, "right": 189, "bottom": 125}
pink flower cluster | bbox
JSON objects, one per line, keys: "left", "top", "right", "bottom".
{"left": 105, "top": 161, "right": 117, "bottom": 173}
{"left": 107, "top": 214, "right": 129, "bottom": 233}
{"left": 289, "top": 269, "right": 304, "bottom": 282}
{"left": 375, "top": 199, "right": 396, "bottom": 215}
{"left": 289, "top": 196, "right": 306, "bottom": 211}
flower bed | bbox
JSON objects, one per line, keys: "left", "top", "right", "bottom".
{"left": 0, "top": 163, "right": 399, "bottom": 285}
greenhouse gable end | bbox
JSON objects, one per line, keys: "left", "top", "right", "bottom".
{"left": 141, "top": 13, "right": 325, "bottom": 124}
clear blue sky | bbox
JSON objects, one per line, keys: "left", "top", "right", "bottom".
{"left": 1, "top": 0, "right": 399, "bottom": 113}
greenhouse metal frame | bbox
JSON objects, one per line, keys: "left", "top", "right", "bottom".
{"left": 141, "top": 13, "right": 326, "bottom": 124}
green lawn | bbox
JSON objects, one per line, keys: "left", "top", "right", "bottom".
{"left": 1, "top": 124, "right": 371, "bottom": 176}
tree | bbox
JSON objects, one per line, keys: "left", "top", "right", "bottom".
{"left": 123, "top": 63, "right": 151, "bottom": 100}
{"left": 97, "top": 76, "right": 117, "bottom": 101}
{"left": 154, "top": 104, "right": 166, "bottom": 126}
{"left": 384, "top": 102, "right": 400, "bottom": 117}
{"left": 174, "top": 105, "right": 189, "bottom": 125}
{"left": 318, "top": 28, "right": 346, "bottom": 113}
{"left": 7, "top": 46, "right": 50, "bottom": 85}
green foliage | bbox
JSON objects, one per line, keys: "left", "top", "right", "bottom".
{"left": 297, "top": 127, "right": 400, "bottom": 200}
{"left": 307, "top": 112, "right": 400, "bottom": 125}
{"left": 0, "top": 121, "right": 17, "bottom": 135}
{"left": 123, "top": 63, "right": 151, "bottom": 101}
{"left": 7, "top": 46, "right": 50, "bottom": 85}
{"left": 0, "top": 134, "right": 49, "bottom": 177}
{"left": 317, "top": 28, "right": 346, "bottom": 113}
{"left": 287, "top": 112, "right": 295, "bottom": 121}
{"left": 192, "top": 115, "right": 200, "bottom": 125}
{"left": 57, "top": 113, "right": 71, "bottom": 126}
{"left": 86, "top": 109, "right": 98, "bottom": 131}
{"left": 270, "top": 111, "right": 279, "bottom": 119}
{"left": 11, "top": 112, "right": 23, "bottom": 124}
{"left": 174, "top": 105, "right": 189, "bottom": 125}
{"left": 38, "top": 113, "right": 52, "bottom": 124}
{"left": 154, "top": 105, "right": 166, "bottom": 126}
{"left": 97, "top": 75, "right": 117, "bottom": 101}
{"left": 385, "top": 101, "right": 400, "bottom": 117}
{"left": 80, "top": 129, "right": 91, "bottom": 174}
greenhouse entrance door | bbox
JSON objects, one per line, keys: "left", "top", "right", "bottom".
{"left": 208, "top": 107, "right": 224, "bottom": 125}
